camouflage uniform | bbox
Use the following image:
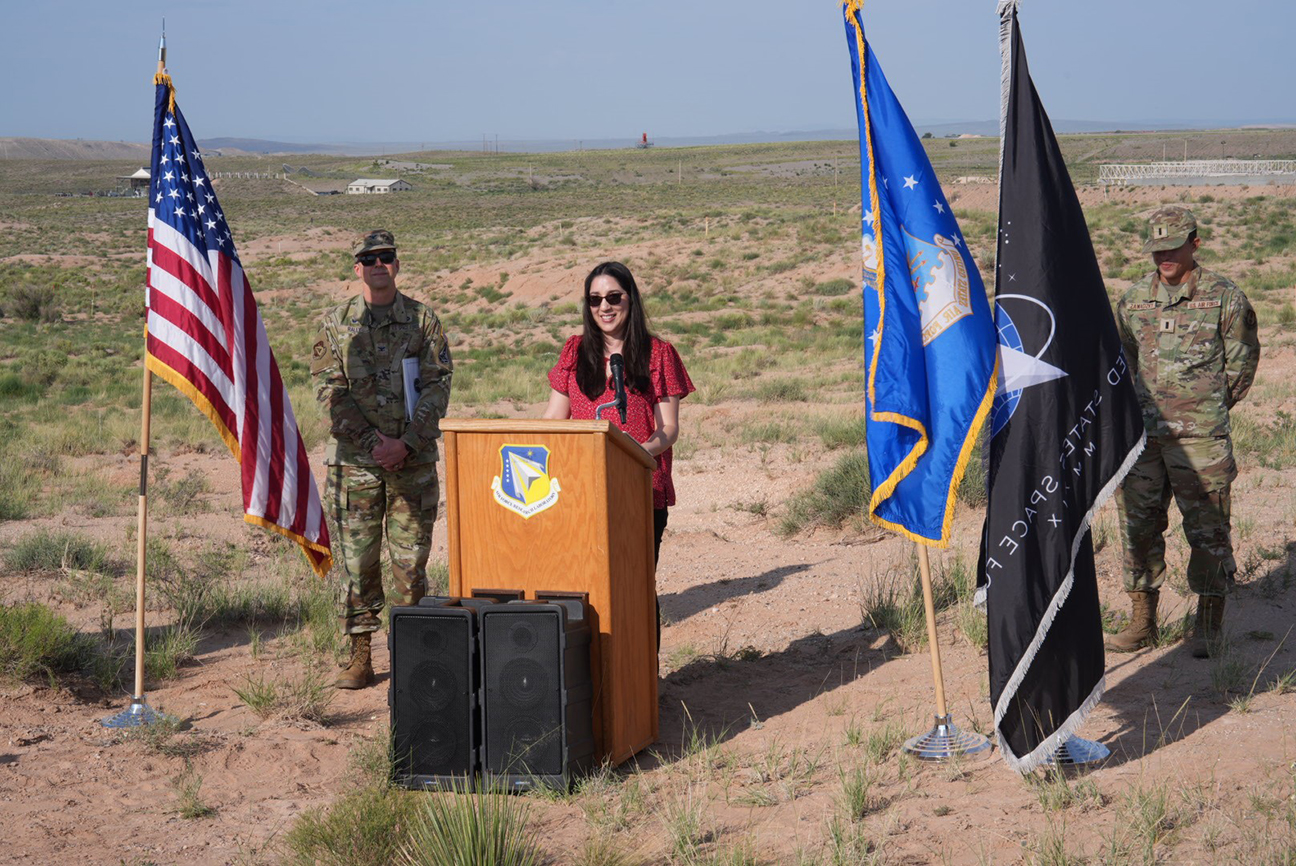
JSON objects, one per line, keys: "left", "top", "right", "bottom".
{"left": 311, "top": 233, "right": 452, "bottom": 635}
{"left": 1114, "top": 208, "right": 1259, "bottom": 599}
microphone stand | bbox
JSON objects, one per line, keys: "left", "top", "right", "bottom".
{"left": 595, "top": 353, "right": 629, "bottom": 424}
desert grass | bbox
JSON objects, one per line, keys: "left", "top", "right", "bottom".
{"left": 0, "top": 602, "right": 96, "bottom": 683}
{"left": 141, "top": 617, "right": 203, "bottom": 682}
{"left": 856, "top": 552, "right": 964, "bottom": 654}
{"left": 778, "top": 451, "right": 869, "bottom": 537}
{"left": 401, "top": 782, "right": 541, "bottom": 866}
{"left": 231, "top": 665, "right": 334, "bottom": 724}
{"left": 282, "top": 785, "right": 421, "bottom": 866}
{"left": 171, "top": 761, "right": 217, "bottom": 819}
{"left": 1028, "top": 766, "right": 1105, "bottom": 813}
{"left": 4, "top": 529, "right": 114, "bottom": 574}
{"left": 114, "top": 714, "right": 215, "bottom": 760}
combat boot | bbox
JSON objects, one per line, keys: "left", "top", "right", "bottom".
{"left": 1190, "top": 596, "right": 1226, "bottom": 659}
{"left": 336, "top": 632, "right": 375, "bottom": 689}
{"left": 1105, "top": 590, "right": 1159, "bottom": 653}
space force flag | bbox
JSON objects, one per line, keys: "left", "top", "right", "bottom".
{"left": 977, "top": 1, "right": 1145, "bottom": 772}
{"left": 146, "top": 72, "right": 333, "bottom": 577}
{"left": 842, "top": 1, "right": 998, "bottom": 546}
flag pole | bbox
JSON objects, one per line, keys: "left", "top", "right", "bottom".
{"left": 916, "top": 545, "right": 948, "bottom": 717}
{"left": 103, "top": 24, "right": 168, "bottom": 729}
{"left": 900, "top": 542, "right": 991, "bottom": 761}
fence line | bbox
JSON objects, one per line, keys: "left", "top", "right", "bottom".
{"left": 1098, "top": 160, "right": 1296, "bottom": 184}
{"left": 210, "top": 171, "right": 285, "bottom": 180}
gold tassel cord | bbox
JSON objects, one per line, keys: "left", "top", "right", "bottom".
{"left": 153, "top": 72, "right": 177, "bottom": 115}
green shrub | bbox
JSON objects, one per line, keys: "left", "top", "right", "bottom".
{"left": 957, "top": 446, "right": 988, "bottom": 509}
{"left": 816, "top": 278, "right": 855, "bottom": 297}
{"left": 400, "top": 783, "right": 541, "bottom": 866}
{"left": 752, "top": 378, "right": 809, "bottom": 403}
{"left": 283, "top": 786, "right": 419, "bottom": 866}
{"left": 5, "top": 530, "right": 111, "bottom": 573}
{"left": 153, "top": 468, "right": 211, "bottom": 515}
{"left": 1232, "top": 411, "right": 1296, "bottom": 469}
{"left": 232, "top": 666, "right": 333, "bottom": 723}
{"left": 814, "top": 415, "right": 866, "bottom": 450}
{"left": 0, "top": 603, "right": 94, "bottom": 682}
{"left": 5, "top": 284, "right": 61, "bottom": 323}
{"left": 779, "top": 452, "right": 869, "bottom": 536}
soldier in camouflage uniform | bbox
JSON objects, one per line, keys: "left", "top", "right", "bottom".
{"left": 311, "top": 230, "right": 453, "bottom": 689}
{"left": 1108, "top": 206, "right": 1259, "bottom": 658}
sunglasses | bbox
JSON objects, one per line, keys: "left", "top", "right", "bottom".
{"left": 587, "top": 292, "right": 625, "bottom": 307}
{"left": 356, "top": 251, "right": 397, "bottom": 266}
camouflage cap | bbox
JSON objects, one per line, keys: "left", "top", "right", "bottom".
{"left": 353, "top": 229, "right": 397, "bottom": 257}
{"left": 1142, "top": 206, "right": 1197, "bottom": 254}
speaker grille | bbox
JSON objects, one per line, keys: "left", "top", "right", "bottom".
{"left": 410, "top": 661, "right": 457, "bottom": 712}
{"left": 483, "top": 608, "right": 562, "bottom": 776}
{"left": 392, "top": 612, "right": 473, "bottom": 779}
{"left": 499, "top": 658, "right": 549, "bottom": 708}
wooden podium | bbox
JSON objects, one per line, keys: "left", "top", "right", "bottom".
{"left": 440, "top": 419, "right": 659, "bottom": 765}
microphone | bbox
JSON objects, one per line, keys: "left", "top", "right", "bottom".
{"left": 609, "top": 353, "right": 628, "bottom": 424}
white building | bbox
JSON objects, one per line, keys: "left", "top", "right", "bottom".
{"left": 117, "top": 167, "right": 151, "bottom": 190}
{"left": 346, "top": 178, "right": 413, "bottom": 194}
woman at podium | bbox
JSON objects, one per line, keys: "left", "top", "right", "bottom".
{"left": 543, "top": 261, "right": 694, "bottom": 567}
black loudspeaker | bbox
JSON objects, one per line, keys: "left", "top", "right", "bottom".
{"left": 388, "top": 597, "right": 492, "bottom": 789}
{"left": 480, "top": 599, "right": 595, "bottom": 791}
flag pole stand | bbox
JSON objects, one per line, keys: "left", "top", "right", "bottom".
{"left": 901, "top": 545, "right": 991, "bottom": 761}
{"left": 1044, "top": 736, "right": 1110, "bottom": 767}
{"left": 105, "top": 36, "right": 170, "bottom": 730}
{"left": 102, "top": 367, "right": 165, "bottom": 728}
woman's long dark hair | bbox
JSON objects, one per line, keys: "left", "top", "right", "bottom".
{"left": 576, "top": 261, "right": 654, "bottom": 401}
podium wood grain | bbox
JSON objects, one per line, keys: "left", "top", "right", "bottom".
{"left": 440, "top": 419, "right": 659, "bottom": 765}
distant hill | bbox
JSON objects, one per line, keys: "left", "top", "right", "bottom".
{"left": 5, "top": 120, "right": 1296, "bottom": 159}
{"left": 197, "top": 137, "right": 371, "bottom": 156}
{"left": 0, "top": 138, "right": 150, "bottom": 160}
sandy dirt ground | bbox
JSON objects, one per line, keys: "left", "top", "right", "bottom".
{"left": 1, "top": 188, "right": 1295, "bottom": 864}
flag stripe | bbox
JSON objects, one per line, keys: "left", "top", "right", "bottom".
{"left": 145, "top": 315, "right": 237, "bottom": 414}
{"left": 144, "top": 337, "right": 240, "bottom": 449}
{"left": 149, "top": 229, "right": 225, "bottom": 335}
{"left": 146, "top": 78, "right": 332, "bottom": 578}
{"left": 147, "top": 290, "right": 232, "bottom": 379}
{"left": 265, "top": 345, "right": 288, "bottom": 524}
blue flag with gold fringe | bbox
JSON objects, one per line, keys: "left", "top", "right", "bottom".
{"left": 842, "top": 1, "right": 998, "bottom": 546}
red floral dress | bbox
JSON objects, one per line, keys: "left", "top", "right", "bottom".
{"left": 548, "top": 335, "right": 694, "bottom": 509}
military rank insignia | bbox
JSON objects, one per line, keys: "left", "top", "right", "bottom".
{"left": 491, "top": 444, "right": 561, "bottom": 519}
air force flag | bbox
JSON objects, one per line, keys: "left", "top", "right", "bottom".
{"left": 843, "top": 0, "right": 998, "bottom": 546}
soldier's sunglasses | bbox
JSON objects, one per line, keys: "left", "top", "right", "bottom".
{"left": 587, "top": 292, "right": 625, "bottom": 307}
{"left": 356, "top": 251, "right": 397, "bottom": 266}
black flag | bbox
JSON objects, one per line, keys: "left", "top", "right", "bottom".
{"left": 977, "top": 0, "right": 1146, "bottom": 772}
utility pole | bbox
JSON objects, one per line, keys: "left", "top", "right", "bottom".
{"left": 834, "top": 157, "right": 839, "bottom": 216}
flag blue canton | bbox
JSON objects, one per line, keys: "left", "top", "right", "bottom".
{"left": 843, "top": 3, "right": 998, "bottom": 546}
{"left": 149, "top": 93, "right": 237, "bottom": 264}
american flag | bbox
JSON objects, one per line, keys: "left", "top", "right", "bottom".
{"left": 146, "top": 76, "right": 332, "bottom": 577}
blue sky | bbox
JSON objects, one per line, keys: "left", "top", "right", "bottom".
{"left": 3, "top": 0, "right": 1292, "bottom": 143}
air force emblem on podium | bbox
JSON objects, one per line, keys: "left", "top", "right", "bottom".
{"left": 492, "top": 444, "right": 561, "bottom": 518}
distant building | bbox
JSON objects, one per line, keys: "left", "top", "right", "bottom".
{"left": 117, "top": 167, "right": 150, "bottom": 190}
{"left": 346, "top": 178, "right": 413, "bottom": 194}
